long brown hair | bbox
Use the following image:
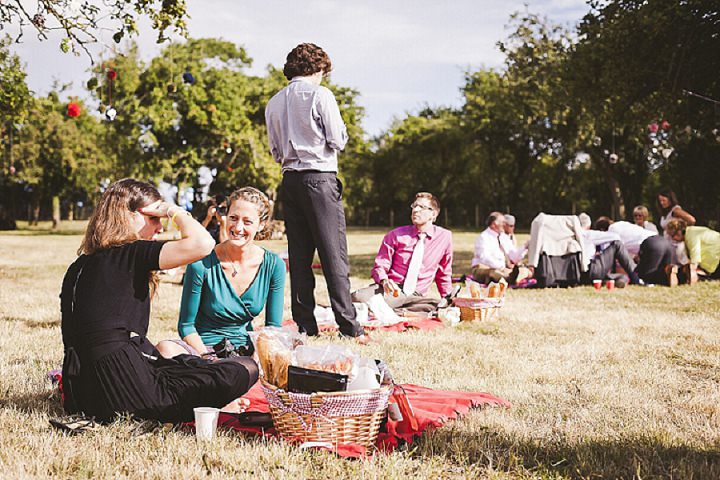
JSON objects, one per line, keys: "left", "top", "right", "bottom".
{"left": 79, "top": 178, "right": 162, "bottom": 294}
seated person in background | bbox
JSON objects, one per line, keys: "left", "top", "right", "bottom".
{"left": 578, "top": 213, "right": 637, "bottom": 287}
{"left": 351, "top": 192, "right": 452, "bottom": 313}
{"left": 665, "top": 219, "right": 720, "bottom": 284}
{"left": 632, "top": 205, "right": 659, "bottom": 234}
{"left": 471, "top": 212, "right": 528, "bottom": 285}
{"left": 201, "top": 194, "right": 228, "bottom": 244}
{"left": 157, "top": 187, "right": 285, "bottom": 358}
{"left": 594, "top": 216, "right": 676, "bottom": 286}
{"left": 503, "top": 214, "right": 518, "bottom": 246}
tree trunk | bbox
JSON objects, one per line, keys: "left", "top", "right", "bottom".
{"left": 30, "top": 192, "right": 40, "bottom": 226}
{"left": 52, "top": 196, "right": 60, "bottom": 229}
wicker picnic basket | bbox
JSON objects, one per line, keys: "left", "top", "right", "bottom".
{"left": 453, "top": 296, "right": 504, "bottom": 321}
{"left": 260, "top": 379, "right": 392, "bottom": 447}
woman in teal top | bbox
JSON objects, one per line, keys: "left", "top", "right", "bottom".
{"left": 157, "top": 187, "right": 285, "bottom": 358}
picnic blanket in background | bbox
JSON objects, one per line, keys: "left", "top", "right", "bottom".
{"left": 280, "top": 316, "right": 445, "bottom": 333}
{"left": 451, "top": 276, "right": 537, "bottom": 289}
{"left": 220, "top": 381, "right": 510, "bottom": 458}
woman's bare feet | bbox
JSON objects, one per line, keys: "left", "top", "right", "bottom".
{"left": 220, "top": 397, "right": 250, "bottom": 414}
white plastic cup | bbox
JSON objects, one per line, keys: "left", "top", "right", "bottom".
{"left": 446, "top": 307, "right": 461, "bottom": 325}
{"left": 194, "top": 407, "right": 220, "bottom": 441}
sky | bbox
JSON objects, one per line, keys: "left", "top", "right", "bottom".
{"left": 10, "top": 0, "right": 590, "bottom": 136}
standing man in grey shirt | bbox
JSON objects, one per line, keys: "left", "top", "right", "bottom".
{"left": 265, "top": 43, "right": 367, "bottom": 343}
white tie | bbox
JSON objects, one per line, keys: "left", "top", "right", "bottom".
{"left": 403, "top": 233, "right": 426, "bottom": 295}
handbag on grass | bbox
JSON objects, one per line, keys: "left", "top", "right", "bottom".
{"left": 208, "top": 338, "right": 254, "bottom": 358}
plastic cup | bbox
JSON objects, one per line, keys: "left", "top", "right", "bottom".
{"left": 592, "top": 279, "right": 602, "bottom": 291}
{"left": 194, "top": 407, "right": 220, "bottom": 441}
{"left": 606, "top": 279, "right": 615, "bottom": 291}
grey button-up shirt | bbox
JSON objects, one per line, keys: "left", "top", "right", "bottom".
{"left": 265, "top": 77, "right": 348, "bottom": 172}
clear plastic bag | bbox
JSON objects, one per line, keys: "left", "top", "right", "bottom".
{"left": 293, "top": 345, "right": 358, "bottom": 381}
{"left": 249, "top": 327, "right": 306, "bottom": 389}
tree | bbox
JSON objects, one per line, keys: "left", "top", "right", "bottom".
{"left": 568, "top": 0, "right": 720, "bottom": 222}
{"left": 12, "top": 92, "right": 109, "bottom": 226}
{"left": 0, "top": 0, "right": 188, "bottom": 58}
{"left": 462, "top": 11, "right": 579, "bottom": 222}
{"left": 0, "top": 35, "right": 32, "bottom": 228}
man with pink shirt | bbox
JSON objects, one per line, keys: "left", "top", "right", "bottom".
{"left": 351, "top": 192, "right": 453, "bottom": 313}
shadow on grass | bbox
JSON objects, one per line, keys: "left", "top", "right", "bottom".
{"left": 0, "top": 389, "right": 63, "bottom": 417}
{"left": 414, "top": 424, "right": 720, "bottom": 478}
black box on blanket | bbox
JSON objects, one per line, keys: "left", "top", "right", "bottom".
{"left": 287, "top": 366, "right": 348, "bottom": 394}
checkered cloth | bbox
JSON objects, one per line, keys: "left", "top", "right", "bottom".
{"left": 453, "top": 297, "right": 504, "bottom": 309}
{"left": 261, "top": 383, "right": 391, "bottom": 431}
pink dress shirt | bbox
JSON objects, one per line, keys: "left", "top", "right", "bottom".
{"left": 371, "top": 224, "right": 453, "bottom": 297}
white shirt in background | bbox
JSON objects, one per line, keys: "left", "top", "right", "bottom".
{"left": 608, "top": 221, "right": 657, "bottom": 256}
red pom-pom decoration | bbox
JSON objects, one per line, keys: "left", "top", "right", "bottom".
{"left": 106, "top": 69, "right": 117, "bottom": 81}
{"left": 648, "top": 123, "right": 659, "bottom": 134}
{"left": 67, "top": 102, "right": 81, "bottom": 118}
{"left": 661, "top": 120, "right": 670, "bottom": 130}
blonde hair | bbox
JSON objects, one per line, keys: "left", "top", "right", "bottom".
{"left": 665, "top": 218, "right": 687, "bottom": 237}
{"left": 228, "top": 187, "right": 272, "bottom": 241}
{"left": 79, "top": 178, "right": 162, "bottom": 294}
{"left": 633, "top": 205, "right": 650, "bottom": 221}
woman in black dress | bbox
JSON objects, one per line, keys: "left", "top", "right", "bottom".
{"left": 61, "top": 178, "right": 258, "bottom": 423}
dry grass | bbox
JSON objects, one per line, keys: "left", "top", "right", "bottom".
{"left": 0, "top": 225, "right": 719, "bottom": 479}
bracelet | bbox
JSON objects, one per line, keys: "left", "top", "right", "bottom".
{"left": 170, "top": 209, "right": 191, "bottom": 229}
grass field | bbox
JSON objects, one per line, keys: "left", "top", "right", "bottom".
{"left": 0, "top": 224, "right": 719, "bottom": 479}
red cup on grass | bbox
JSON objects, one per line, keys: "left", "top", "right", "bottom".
{"left": 606, "top": 279, "right": 615, "bottom": 290}
{"left": 593, "top": 279, "right": 602, "bottom": 290}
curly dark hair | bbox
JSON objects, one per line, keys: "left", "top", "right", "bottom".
{"left": 283, "top": 43, "right": 332, "bottom": 80}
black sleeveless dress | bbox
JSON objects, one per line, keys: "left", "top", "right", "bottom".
{"left": 60, "top": 240, "right": 258, "bottom": 423}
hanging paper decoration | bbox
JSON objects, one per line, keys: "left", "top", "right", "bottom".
{"left": 100, "top": 64, "right": 118, "bottom": 121}
{"left": 182, "top": 71, "right": 196, "bottom": 85}
{"left": 67, "top": 102, "right": 81, "bottom": 118}
{"left": 646, "top": 118, "right": 673, "bottom": 171}
{"left": 609, "top": 153, "right": 619, "bottom": 164}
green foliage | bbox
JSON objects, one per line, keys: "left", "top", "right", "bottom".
{"left": 94, "top": 39, "right": 282, "bottom": 193}
{"left": 0, "top": 36, "right": 31, "bottom": 127}
{"left": 12, "top": 93, "right": 110, "bottom": 205}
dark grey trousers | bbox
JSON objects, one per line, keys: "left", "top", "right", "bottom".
{"left": 636, "top": 235, "right": 673, "bottom": 285}
{"left": 280, "top": 171, "right": 364, "bottom": 337}
{"left": 586, "top": 240, "right": 637, "bottom": 282}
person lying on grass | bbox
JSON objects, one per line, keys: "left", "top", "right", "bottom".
{"left": 60, "top": 179, "right": 258, "bottom": 424}
{"left": 156, "top": 187, "right": 285, "bottom": 359}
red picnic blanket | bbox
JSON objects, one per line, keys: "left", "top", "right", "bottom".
{"left": 220, "top": 381, "right": 510, "bottom": 458}
{"left": 281, "top": 317, "right": 445, "bottom": 333}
